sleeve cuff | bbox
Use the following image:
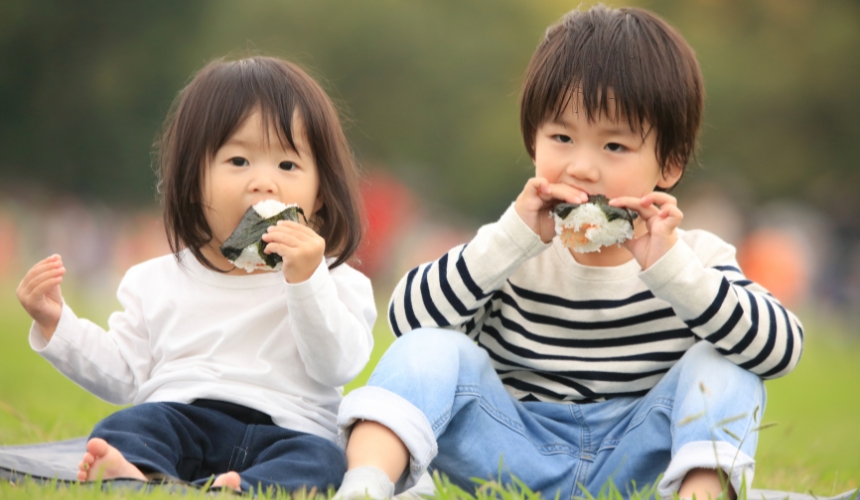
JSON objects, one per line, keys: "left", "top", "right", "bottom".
{"left": 497, "top": 203, "right": 552, "bottom": 260}
{"left": 283, "top": 258, "right": 330, "bottom": 300}
{"left": 638, "top": 238, "right": 699, "bottom": 292}
{"left": 29, "top": 304, "right": 76, "bottom": 354}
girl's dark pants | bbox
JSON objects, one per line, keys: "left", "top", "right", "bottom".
{"left": 89, "top": 399, "right": 346, "bottom": 493}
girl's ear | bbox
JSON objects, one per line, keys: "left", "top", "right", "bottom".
{"left": 312, "top": 193, "right": 324, "bottom": 215}
{"left": 656, "top": 161, "right": 683, "bottom": 190}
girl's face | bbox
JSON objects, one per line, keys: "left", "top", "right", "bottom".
{"left": 200, "top": 108, "right": 322, "bottom": 271}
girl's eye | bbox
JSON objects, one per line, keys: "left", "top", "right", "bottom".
{"left": 553, "top": 134, "right": 572, "bottom": 144}
{"left": 229, "top": 157, "right": 249, "bottom": 167}
{"left": 279, "top": 161, "right": 296, "bottom": 171}
{"left": 605, "top": 143, "right": 627, "bottom": 152}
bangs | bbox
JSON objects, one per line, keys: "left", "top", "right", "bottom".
{"left": 188, "top": 58, "right": 305, "bottom": 158}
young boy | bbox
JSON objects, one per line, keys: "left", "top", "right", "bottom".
{"left": 336, "top": 6, "right": 803, "bottom": 500}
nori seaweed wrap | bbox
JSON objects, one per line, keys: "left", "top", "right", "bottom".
{"left": 220, "top": 200, "right": 306, "bottom": 272}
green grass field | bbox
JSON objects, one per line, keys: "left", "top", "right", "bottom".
{"left": 1, "top": 283, "right": 858, "bottom": 498}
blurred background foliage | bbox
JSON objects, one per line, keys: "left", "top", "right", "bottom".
{"left": 3, "top": 0, "right": 857, "bottom": 221}
{"left": 1, "top": 0, "right": 860, "bottom": 494}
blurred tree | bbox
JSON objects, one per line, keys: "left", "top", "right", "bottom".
{"left": 0, "top": 1, "right": 211, "bottom": 204}
{"left": 1, "top": 0, "right": 859, "bottom": 227}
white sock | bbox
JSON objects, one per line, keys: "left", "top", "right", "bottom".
{"left": 335, "top": 466, "right": 395, "bottom": 500}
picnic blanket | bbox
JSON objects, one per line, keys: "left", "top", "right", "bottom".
{"left": 0, "top": 438, "right": 856, "bottom": 499}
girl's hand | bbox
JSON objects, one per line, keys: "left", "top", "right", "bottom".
{"left": 609, "top": 192, "right": 683, "bottom": 270}
{"left": 262, "top": 221, "right": 326, "bottom": 284}
{"left": 515, "top": 177, "right": 588, "bottom": 243}
{"left": 16, "top": 254, "right": 66, "bottom": 340}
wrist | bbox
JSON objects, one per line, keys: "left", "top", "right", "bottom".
{"left": 35, "top": 319, "right": 59, "bottom": 342}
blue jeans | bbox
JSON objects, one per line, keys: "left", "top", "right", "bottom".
{"left": 338, "top": 328, "right": 765, "bottom": 499}
{"left": 91, "top": 400, "right": 346, "bottom": 493}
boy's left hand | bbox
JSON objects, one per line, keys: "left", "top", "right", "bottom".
{"left": 609, "top": 192, "right": 683, "bottom": 270}
{"left": 262, "top": 221, "right": 325, "bottom": 284}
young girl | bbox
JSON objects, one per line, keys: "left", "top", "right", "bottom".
{"left": 16, "top": 56, "right": 376, "bottom": 493}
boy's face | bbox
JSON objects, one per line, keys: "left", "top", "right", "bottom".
{"left": 532, "top": 95, "right": 681, "bottom": 201}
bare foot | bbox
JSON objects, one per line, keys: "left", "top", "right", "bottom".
{"left": 77, "top": 438, "right": 147, "bottom": 482}
{"left": 212, "top": 471, "right": 242, "bottom": 491}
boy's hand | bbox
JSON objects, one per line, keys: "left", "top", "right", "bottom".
{"left": 515, "top": 177, "right": 588, "bottom": 243}
{"left": 16, "top": 254, "right": 66, "bottom": 341}
{"left": 262, "top": 220, "right": 325, "bottom": 284}
{"left": 609, "top": 192, "right": 683, "bottom": 270}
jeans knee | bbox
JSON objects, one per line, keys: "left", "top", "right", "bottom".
{"left": 370, "top": 328, "right": 488, "bottom": 390}
{"left": 676, "top": 341, "right": 765, "bottom": 407}
{"left": 387, "top": 328, "right": 483, "bottom": 367}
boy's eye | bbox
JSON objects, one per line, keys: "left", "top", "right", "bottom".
{"left": 229, "top": 157, "right": 249, "bottom": 167}
{"left": 279, "top": 161, "right": 296, "bottom": 171}
{"left": 605, "top": 143, "right": 627, "bottom": 152}
{"left": 553, "top": 134, "right": 572, "bottom": 144}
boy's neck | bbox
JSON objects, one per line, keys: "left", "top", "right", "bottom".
{"left": 569, "top": 243, "right": 636, "bottom": 267}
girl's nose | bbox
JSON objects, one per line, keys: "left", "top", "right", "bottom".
{"left": 248, "top": 168, "right": 278, "bottom": 194}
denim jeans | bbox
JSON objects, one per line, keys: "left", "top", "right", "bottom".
{"left": 91, "top": 400, "right": 346, "bottom": 493}
{"left": 338, "top": 328, "right": 765, "bottom": 499}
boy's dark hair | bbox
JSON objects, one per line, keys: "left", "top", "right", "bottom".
{"left": 157, "top": 56, "right": 362, "bottom": 271}
{"left": 520, "top": 5, "right": 704, "bottom": 180}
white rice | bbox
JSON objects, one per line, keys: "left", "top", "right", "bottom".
{"left": 553, "top": 203, "right": 634, "bottom": 253}
{"left": 231, "top": 245, "right": 283, "bottom": 273}
{"left": 252, "top": 199, "right": 294, "bottom": 219}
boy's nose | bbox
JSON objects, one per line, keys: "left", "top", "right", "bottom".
{"left": 566, "top": 152, "right": 600, "bottom": 182}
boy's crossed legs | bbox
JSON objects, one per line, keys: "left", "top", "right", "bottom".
{"left": 337, "top": 328, "right": 764, "bottom": 499}
{"left": 79, "top": 400, "right": 346, "bottom": 493}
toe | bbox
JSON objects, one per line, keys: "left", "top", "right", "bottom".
{"left": 86, "top": 438, "right": 109, "bottom": 457}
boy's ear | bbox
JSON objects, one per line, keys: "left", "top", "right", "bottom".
{"left": 656, "top": 161, "right": 684, "bottom": 190}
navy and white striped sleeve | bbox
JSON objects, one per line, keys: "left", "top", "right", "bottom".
{"left": 640, "top": 233, "right": 803, "bottom": 379}
{"left": 388, "top": 205, "right": 550, "bottom": 337}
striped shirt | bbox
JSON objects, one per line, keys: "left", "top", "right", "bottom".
{"left": 388, "top": 205, "right": 803, "bottom": 403}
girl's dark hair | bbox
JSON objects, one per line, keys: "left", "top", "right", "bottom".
{"left": 157, "top": 56, "right": 362, "bottom": 271}
{"left": 520, "top": 5, "right": 704, "bottom": 180}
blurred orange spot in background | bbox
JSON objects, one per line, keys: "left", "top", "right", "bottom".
{"left": 736, "top": 229, "right": 809, "bottom": 308}
{"left": 0, "top": 211, "right": 20, "bottom": 278}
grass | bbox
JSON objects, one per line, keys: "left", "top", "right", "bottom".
{"left": 1, "top": 281, "right": 858, "bottom": 498}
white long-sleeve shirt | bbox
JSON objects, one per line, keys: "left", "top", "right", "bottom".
{"left": 30, "top": 250, "right": 376, "bottom": 441}
{"left": 388, "top": 205, "right": 803, "bottom": 403}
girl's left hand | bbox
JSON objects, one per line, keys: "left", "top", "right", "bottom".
{"left": 609, "top": 192, "right": 683, "bottom": 270}
{"left": 262, "top": 220, "right": 326, "bottom": 283}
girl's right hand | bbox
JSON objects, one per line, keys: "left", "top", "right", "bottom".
{"left": 514, "top": 177, "right": 588, "bottom": 243}
{"left": 16, "top": 254, "right": 66, "bottom": 341}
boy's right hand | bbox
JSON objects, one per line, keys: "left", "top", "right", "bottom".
{"left": 515, "top": 177, "right": 588, "bottom": 243}
{"left": 16, "top": 254, "right": 66, "bottom": 341}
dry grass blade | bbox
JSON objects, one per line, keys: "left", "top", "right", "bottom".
{"left": 677, "top": 412, "right": 705, "bottom": 426}
{"left": 714, "top": 413, "right": 748, "bottom": 427}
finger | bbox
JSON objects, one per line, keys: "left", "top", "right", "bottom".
{"left": 19, "top": 255, "right": 63, "bottom": 286}
{"left": 640, "top": 192, "right": 678, "bottom": 209}
{"left": 546, "top": 183, "right": 589, "bottom": 204}
{"left": 609, "top": 196, "right": 661, "bottom": 219}
{"left": 19, "top": 264, "right": 66, "bottom": 297}
{"left": 659, "top": 204, "right": 684, "bottom": 223}
{"left": 30, "top": 274, "right": 64, "bottom": 298}
{"left": 264, "top": 221, "right": 315, "bottom": 242}
{"left": 275, "top": 220, "right": 318, "bottom": 238}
